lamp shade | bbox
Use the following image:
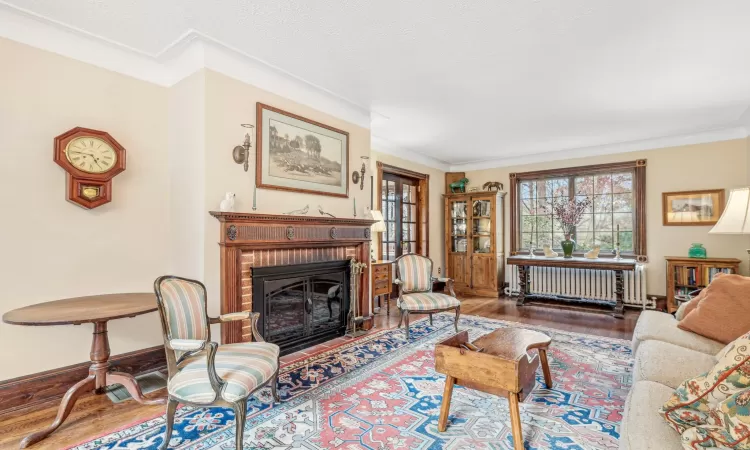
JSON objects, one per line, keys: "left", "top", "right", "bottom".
{"left": 370, "top": 210, "right": 387, "bottom": 233}
{"left": 709, "top": 187, "right": 750, "bottom": 234}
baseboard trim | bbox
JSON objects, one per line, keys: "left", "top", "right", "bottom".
{"left": 0, "top": 345, "right": 166, "bottom": 417}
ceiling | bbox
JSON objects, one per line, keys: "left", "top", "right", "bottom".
{"left": 5, "top": 0, "right": 750, "bottom": 168}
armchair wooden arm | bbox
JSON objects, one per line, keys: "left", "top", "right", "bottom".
{"left": 433, "top": 277, "right": 457, "bottom": 297}
{"left": 209, "top": 311, "right": 264, "bottom": 342}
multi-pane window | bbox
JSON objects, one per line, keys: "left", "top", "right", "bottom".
{"left": 381, "top": 173, "right": 418, "bottom": 261}
{"left": 519, "top": 171, "right": 635, "bottom": 253}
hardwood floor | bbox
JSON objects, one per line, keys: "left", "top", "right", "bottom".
{"left": 0, "top": 296, "right": 639, "bottom": 450}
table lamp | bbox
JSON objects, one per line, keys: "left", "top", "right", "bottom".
{"left": 709, "top": 187, "right": 750, "bottom": 268}
{"left": 369, "top": 210, "right": 387, "bottom": 261}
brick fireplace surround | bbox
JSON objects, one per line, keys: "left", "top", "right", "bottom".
{"left": 210, "top": 212, "right": 376, "bottom": 344}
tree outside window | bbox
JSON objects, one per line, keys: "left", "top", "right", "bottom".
{"left": 519, "top": 172, "right": 635, "bottom": 253}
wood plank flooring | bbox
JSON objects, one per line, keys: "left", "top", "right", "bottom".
{"left": 0, "top": 297, "right": 639, "bottom": 450}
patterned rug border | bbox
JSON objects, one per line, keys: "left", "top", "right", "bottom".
{"left": 67, "top": 313, "right": 633, "bottom": 449}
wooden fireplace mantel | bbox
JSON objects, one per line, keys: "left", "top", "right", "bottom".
{"left": 210, "top": 211, "right": 376, "bottom": 344}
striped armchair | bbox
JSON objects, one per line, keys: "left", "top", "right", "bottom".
{"left": 394, "top": 254, "right": 461, "bottom": 339}
{"left": 154, "top": 276, "right": 280, "bottom": 450}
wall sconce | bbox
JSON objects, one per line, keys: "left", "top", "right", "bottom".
{"left": 232, "top": 124, "right": 255, "bottom": 171}
{"left": 351, "top": 155, "right": 369, "bottom": 190}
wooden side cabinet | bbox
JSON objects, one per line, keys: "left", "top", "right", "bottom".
{"left": 665, "top": 256, "right": 741, "bottom": 313}
{"left": 444, "top": 191, "right": 505, "bottom": 297}
{"left": 372, "top": 260, "right": 393, "bottom": 315}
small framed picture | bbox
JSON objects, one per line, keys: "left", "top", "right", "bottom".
{"left": 662, "top": 189, "right": 725, "bottom": 226}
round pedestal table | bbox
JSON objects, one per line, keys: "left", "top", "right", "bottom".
{"left": 2, "top": 293, "right": 167, "bottom": 448}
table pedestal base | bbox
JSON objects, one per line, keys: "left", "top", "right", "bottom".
{"left": 20, "top": 321, "right": 165, "bottom": 448}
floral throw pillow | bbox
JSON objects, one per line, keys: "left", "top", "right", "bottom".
{"left": 659, "top": 332, "right": 750, "bottom": 434}
{"left": 680, "top": 388, "right": 750, "bottom": 448}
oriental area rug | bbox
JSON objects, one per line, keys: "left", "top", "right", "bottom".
{"left": 69, "top": 314, "right": 633, "bottom": 450}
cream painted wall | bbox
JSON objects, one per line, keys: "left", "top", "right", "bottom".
{"left": 369, "top": 151, "right": 446, "bottom": 272}
{"left": 464, "top": 138, "right": 750, "bottom": 295}
{"left": 0, "top": 39, "right": 170, "bottom": 379}
{"left": 168, "top": 71, "right": 206, "bottom": 281}
{"left": 202, "top": 70, "right": 372, "bottom": 321}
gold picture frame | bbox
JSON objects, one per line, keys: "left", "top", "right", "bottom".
{"left": 662, "top": 189, "right": 725, "bottom": 226}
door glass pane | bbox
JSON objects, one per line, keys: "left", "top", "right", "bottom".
{"left": 473, "top": 200, "right": 491, "bottom": 217}
{"left": 402, "top": 184, "right": 410, "bottom": 202}
{"left": 473, "top": 236, "right": 491, "bottom": 253}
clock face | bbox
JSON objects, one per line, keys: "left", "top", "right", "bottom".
{"left": 65, "top": 136, "right": 117, "bottom": 174}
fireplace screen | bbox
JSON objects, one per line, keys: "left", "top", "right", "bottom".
{"left": 252, "top": 260, "right": 350, "bottom": 355}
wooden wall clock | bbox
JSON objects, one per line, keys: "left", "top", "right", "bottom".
{"left": 53, "top": 127, "right": 126, "bottom": 209}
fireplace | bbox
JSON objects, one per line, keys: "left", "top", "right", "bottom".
{"left": 252, "top": 260, "right": 350, "bottom": 355}
{"left": 210, "top": 211, "right": 375, "bottom": 345}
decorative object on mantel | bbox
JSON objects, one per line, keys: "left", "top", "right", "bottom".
{"left": 284, "top": 204, "right": 309, "bottom": 215}
{"left": 345, "top": 260, "right": 368, "bottom": 338}
{"left": 662, "top": 189, "right": 725, "bottom": 226}
{"left": 351, "top": 155, "right": 368, "bottom": 190}
{"left": 483, "top": 181, "right": 504, "bottom": 191}
{"left": 688, "top": 243, "right": 707, "bottom": 259}
{"left": 353, "top": 198, "right": 357, "bottom": 217}
{"left": 219, "top": 192, "right": 235, "bottom": 212}
{"left": 449, "top": 177, "right": 469, "bottom": 193}
{"left": 318, "top": 204, "right": 335, "bottom": 218}
{"left": 548, "top": 196, "right": 592, "bottom": 258}
{"left": 543, "top": 244, "right": 558, "bottom": 258}
{"left": 256, "top": 102, "right": 349, "bottom": 198}
{"left": 2, "top": 294, "right": 165, "bottom": 447}
{"left": 231, "top": 123, "right": 255, "bottom": 172}
{"left": 585, "top": 244, "right": 601, "bottom": 259}
{"left": 709, "top": 187, "right": 750, "bottom": 268}
{"left": 252, "top": 186, "right": 257, "bottom": 211}
{"left": 54, "top": 127, "right": 126, "bottom": 209}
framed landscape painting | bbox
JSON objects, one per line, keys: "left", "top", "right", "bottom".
{"left": 256, "top": 103, "right": 349, "bottom": 198}
{"left": 662, "top": 189, "right": 724, "bottom": 226}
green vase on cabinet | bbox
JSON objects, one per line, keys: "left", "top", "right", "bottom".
{"left": 561, "top": 234, "right": 576, "bottom": 258}
{"left": 688, "top": 243, "right": 707, "bottom": 259}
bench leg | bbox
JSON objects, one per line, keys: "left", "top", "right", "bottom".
{"left": 429, "top": 313, "right": 433, "bottom": 326}
{"left": 538, "top": 348, "right": 553, "bottom": 389}
{"left": 437, "top": 376, "right": 455, "bottom": 432}
{"left": 508, "top": 392, "right": 525, "bottom": 450}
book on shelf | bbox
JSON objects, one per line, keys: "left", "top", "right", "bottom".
{"left": 672, "top": 265, "right": 734, "bottom": 289}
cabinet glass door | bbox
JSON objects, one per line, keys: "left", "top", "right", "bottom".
{"left": 450, "top": 200, "right": 468, "bottom": 253}
{"left": 472, "top": 199, "right": 492, "bottom": 254}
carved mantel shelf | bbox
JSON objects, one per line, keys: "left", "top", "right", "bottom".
{"left": 210, "top": 211, "right": 375, "bottom": 344}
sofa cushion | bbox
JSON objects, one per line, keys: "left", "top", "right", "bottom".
{"left": 678, "top": 274, "right": 750, "bottom": 344}
{"left": 632, "top": 310, "right": 724, "bottom": 355}
{"left": 659, "top": 331, "right": 750, "bottom": 434}
{"left": 633, "top": 340, "right": 717, "bottom": 389}
{"left": 680, "top": 388, "right": 750, "bottom": 448}
{"left": 619, "top": 381, "right": 682, "bottom": 450}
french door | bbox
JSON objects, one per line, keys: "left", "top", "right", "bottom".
{"left": 381, "top": 173, "right": 419, "bottom": 261}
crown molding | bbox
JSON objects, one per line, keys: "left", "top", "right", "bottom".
{"left": 0, "top": 2, "right": 371, "bottom": 129}
{"left": 449, "top": 126, "right": 750, "bottom": 172}
{"left": 371, "top": 135, "right": 451, "bottom": 172}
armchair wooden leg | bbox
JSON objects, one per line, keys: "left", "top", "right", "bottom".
{"left": 429, "top": 313, "right": 433, "bottom": 326}
{"left": 397, "top": 308, "right": 404, "bottom": 328}
{"left": 232, "top": 401, "right": 247, "bottom": 450}
{"left": 271, "top": 368, "right": 280, "bottom": 404}
{"left": 404, "top": 311, "right": 410, "bottom": 340}
{"left": 160, "top": 399, "right": 179, "bottom": 450}
{"left": 454, "top": 306, "right": 460, "bottom": 333}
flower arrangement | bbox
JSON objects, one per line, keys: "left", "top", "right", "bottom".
{"left": 550, "top": 197, "right": 592, "bottom": 236}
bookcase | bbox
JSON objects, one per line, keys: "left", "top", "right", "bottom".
{"left": 665, "top": 256, "right": 741, "bottom": 313}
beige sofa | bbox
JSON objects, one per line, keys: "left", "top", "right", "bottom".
{"left": 620, "top": 310, "right": 726, "bottom": 450}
